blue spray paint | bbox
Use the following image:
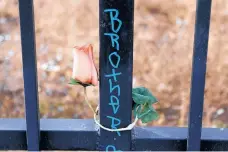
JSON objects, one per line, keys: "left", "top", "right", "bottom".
{"left": 104, "top": 8, "right": 123, "bottom": 151}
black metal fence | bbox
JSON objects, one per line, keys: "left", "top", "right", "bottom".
{"left": 0, "top": 0, "right": 228, "bottom": 151}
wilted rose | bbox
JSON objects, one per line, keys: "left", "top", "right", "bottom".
{"left": 72, "top": 44, "right": 98, "bottom": 86}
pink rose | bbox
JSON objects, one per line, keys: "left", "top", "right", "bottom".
{"left": 72, "top": 44, "right": 98, "bottom": 86}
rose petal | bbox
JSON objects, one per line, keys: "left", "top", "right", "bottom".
{"left": 87, "top": 44, "right": 98, "bottom": 86}
{"left": 72, "top": 44, "right": 98, "bottom": 86}
{"left": 72, "top": 48, "right": 92, "bottom": 84}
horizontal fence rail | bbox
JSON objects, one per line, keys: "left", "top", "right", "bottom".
{"left": 0, "top": 119, "right": 228, "bottom": 151}
{"left": 0, "top": 0, "right": 227, "bottom": 151}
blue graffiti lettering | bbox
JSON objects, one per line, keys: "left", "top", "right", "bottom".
{"left": 109, "top": 79, "right": 120, "bottom": 96}
{"left": 109, "top": 95, "right": 120, "bottom": 114}
{"left": 106, "top": 145, "right": 122, "bottom": 152}
{"left": 104, "top": 9, "right": 122, "bottom": 33}
{"left": 108, "top": 52, "right": 121, "bottom": 68}
{"left": 107, "top": 115, "right": 121, "bottom": 136}
{"left": 104, "top": 33, "right": 120, "bottom": 50}
{"left": 104, "top": 8, "right": 123, "bottom": 150}
{"left": 105, "top": 69, "right": 122, "bottom": 82}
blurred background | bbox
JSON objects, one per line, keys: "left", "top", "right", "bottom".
{"left": 0, "top": 0, "right": 228, "bottom": 128}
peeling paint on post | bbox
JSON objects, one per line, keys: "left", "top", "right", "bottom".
{"left": 98, "top": 0, "right": 134, "bottom": 151}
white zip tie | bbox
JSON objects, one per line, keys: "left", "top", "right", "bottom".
{"left": 83, "top": 87, "right": 138, "bottom": 132}
{"left": 94, "top": 107, "right": 138, "bottom": 132}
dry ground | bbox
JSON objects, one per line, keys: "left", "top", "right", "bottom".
{"left": 0, "top": 0, "right": 228, "bottom": 127}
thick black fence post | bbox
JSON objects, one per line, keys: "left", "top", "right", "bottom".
{"left": 98, "top": 0, "right": 134, "bottom": 151}
{"left": 187, "top": 0, "right": 212, "bottom": 151}
{"left": 18, "top": 0, "right": 40, "bottom": 151}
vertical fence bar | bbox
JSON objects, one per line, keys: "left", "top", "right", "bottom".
{"left": 18, "top": 0, "right": 40, "bottom": 151}
{"left": 98, "top": 0, "right": 134, "bottom": 151}
{"left": 187, "top": 0, "right": 212, "bottom": 151}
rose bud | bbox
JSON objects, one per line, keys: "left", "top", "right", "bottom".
{"left": 71, "top": 44, "right": 98, "bottom": 86}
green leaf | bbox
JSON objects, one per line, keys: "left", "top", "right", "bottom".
{"left": 132, "top": 87, "right": 158, "bottom": 105}
{"left": 133, "top": 104, "right": 159, "bottom": 123}
{"left": 141, "top": 110, "right": 159, "bottom": 123}
{"left": 68, "top": 78, "right": 93, "bottom": 87}
{"left": 138, "top": 104, "right": 152, "bottom": 118}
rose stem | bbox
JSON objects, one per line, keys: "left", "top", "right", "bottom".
{"left": 83, "top": 87, "right": 96, "bottom": 114}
